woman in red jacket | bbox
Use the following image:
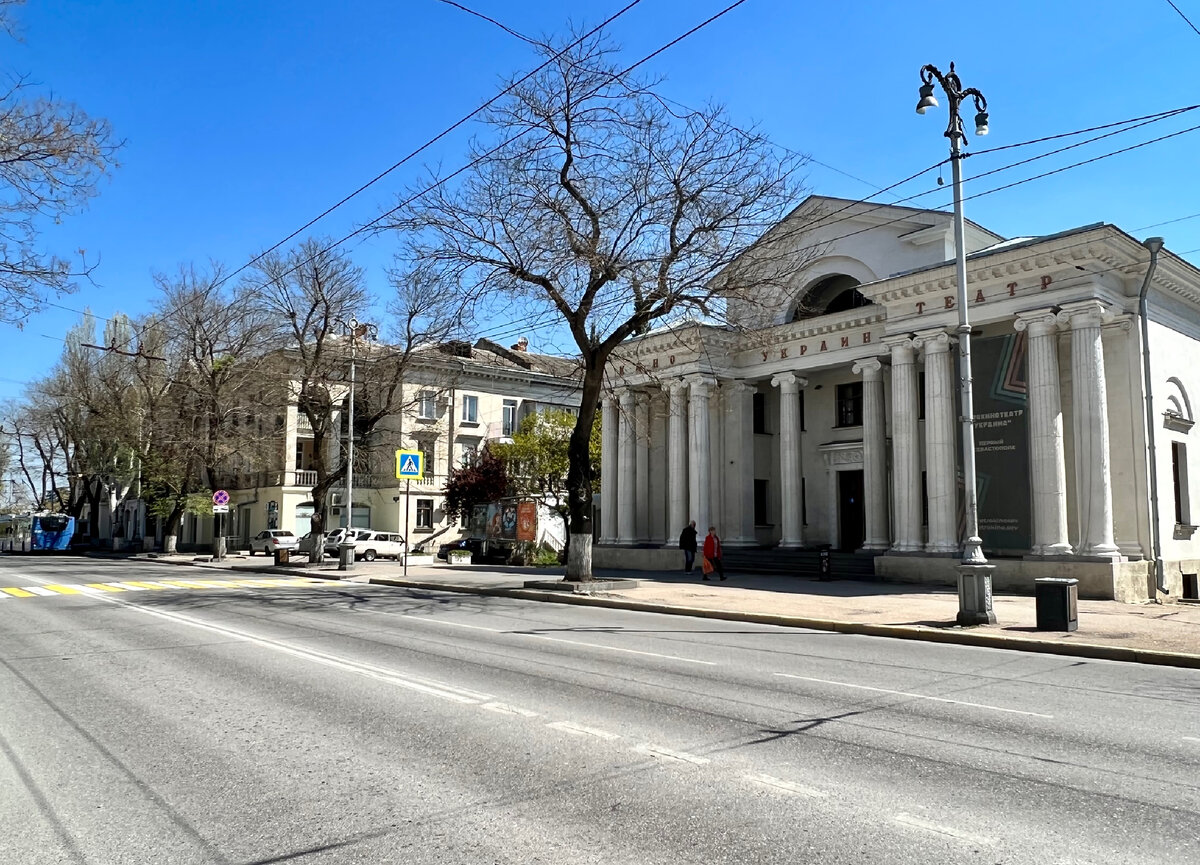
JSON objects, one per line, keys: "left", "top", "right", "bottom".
{"left": 702, "top": 526, "right": 725, "bottom": 581}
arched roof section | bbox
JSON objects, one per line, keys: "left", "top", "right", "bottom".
{"left": 784, "top": 256, "right": 880, "bottom": 324}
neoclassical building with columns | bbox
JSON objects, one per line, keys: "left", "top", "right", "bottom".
{"left": 595, "top": 196, "right": 1200, "bottom": 603}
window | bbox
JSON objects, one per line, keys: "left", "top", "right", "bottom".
{"left": 835, "top": 382, "right": 863, "bottom": 427}
{"left": 921, "top": 471, "right": 929, "bottom": 527}
{"left": 461, "top": 395, "right": 478, "bottom": 423}
{"left": 502, "top": 399, "right": 518, "bottom": 436}
{"left": 799, "top": 390, "right": 806, "bottom": 431}
{"left": 420, "top": 446, "right": 433, "bottom": 477}
{"left": 918, "top": 372, "right": 926, "bottom": 420}
{"left": 801, "top": 477, "right": 807, "bottom": 525}
{"left": 461, "top": 443, "right": 477, "bottom": 466}
{"left": 418, "top": 390, "right": 437, "bottom": 420}
{"left": 754, "top": 479, "right": 769, "bottom": 525}
{"left": 1173, "top": 441, "right": 1190, "bottom": 524}
{"left": 753, "top": 393, "right": 767, "bottom": 434}
{"left": 416, "top": 498, "right": 434, "bottom": 529}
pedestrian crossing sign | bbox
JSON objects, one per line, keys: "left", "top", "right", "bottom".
{"left": 395, "top": 449, "right": 424, "bottom": 480}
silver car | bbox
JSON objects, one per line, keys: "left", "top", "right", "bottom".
{"left": 248, "top": 530, "right": 299, "bottom": 555}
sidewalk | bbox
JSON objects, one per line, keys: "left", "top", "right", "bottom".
{"left": 123, "top": 552, "right": 1200, "bottom": 668}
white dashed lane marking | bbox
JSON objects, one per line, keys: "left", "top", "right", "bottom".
{"left": 633, "top": 744, "right": 710, "bottom": 765}
{"left": 774, "top": 672, "right": 1053, "bottom": 718}
{"left": 546, "top": 721, "right": 621, "bottom": 740}
{"left": 891, "top": 813, "right": 995, "bottom": 846}
{"left": 481, "top": 702, "right": 540, "bottom": 718}
{"left": 745, "top": 773, "right": 828, "bottom": 798}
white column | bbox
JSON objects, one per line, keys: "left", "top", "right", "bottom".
{"left": 771, "top": 372, "right": 807, "bottom": 548}
{"left": 852, "top": 358, "right": 890, "bottom": 550}
{"left": 723, "top": 380, "right": 757, "bottom": 547}
{"left": 599, "top": 396, "right": 618, "bottom": 544}
{"left": 667, "top": 381, "right": 689, "bottom": 539}
{"left": 648, "top": 392, "right": 669, "bottom": 545}
{"left": 886, "top": 337, "right": 923, "bottom": 551}
{"left": 1014, "top": 310, "right": 1071, "bottom": 556}
{"left": 687, "top": 375, "right": 716, "bottom": 534}
{"left": 634, "top": 391, "right": 650, "bottom": 544}
{"left": 916, "top": 330, "right": 959, "bottom": 554}
{"left": 1062, "top": 300, "right": 1120, "bottom": 557}
{"left": 617, "top": 389, "right": 637, "bottom": 544}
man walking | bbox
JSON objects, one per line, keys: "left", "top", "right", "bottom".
{"left": 702, "top": 525, "right": 725, "bottom": 581}
{"left": 678, "top": 520, "right": 698, "bottom": 573}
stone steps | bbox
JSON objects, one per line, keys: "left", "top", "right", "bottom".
{"left": 721, "top": 549, "right": 880, "bottom": 579}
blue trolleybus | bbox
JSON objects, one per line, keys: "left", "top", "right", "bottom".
{"left": 0, "top": 513, "right": 76, "bottom": 552}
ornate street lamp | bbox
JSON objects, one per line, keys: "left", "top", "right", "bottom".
{"left": 916, "top": 62, "right": 996, "bottom": 625}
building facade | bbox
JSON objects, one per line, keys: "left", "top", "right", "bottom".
{"left": 178, "top": 338, "right": 580, "bottom": 552}
{"left": 598, "top": 196, "right": 1200, "bottom": 602}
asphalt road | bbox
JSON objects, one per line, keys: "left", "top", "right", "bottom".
{"left": 2, "top": 556, "right": 1198, "bottom": 865}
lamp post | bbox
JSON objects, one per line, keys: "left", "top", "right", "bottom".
{"left": 916, "top": 62, "right": 996, "bottom": 625}
{"left": 336, "top": 317, "right": 375, "bottom": 570}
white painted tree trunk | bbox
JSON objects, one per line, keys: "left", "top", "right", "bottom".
{"left": 566, "top": 532, "right": 592, "bottom": 581}
{"left": 163, "top": 534, "right": 178, "bottom": 555}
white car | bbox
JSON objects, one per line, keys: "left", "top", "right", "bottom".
{"left": 323, "top": 527, "right": 372, "bottom": 556}
{"left": 248, "top": 530, "right": 299, "bottom": 555}
{"left": 353, "top": 531, "right": 406, "bottom": 562}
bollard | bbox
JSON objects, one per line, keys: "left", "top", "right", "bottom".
{"left": 818, "top": 549, "right": 832, "bottom": 581}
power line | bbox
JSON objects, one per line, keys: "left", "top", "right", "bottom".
{"left": 1135, "top": 211, "right": 1200, "bottom": 231}
{"left": 1165, "top": 0, "right": 1200, "bottom": 36}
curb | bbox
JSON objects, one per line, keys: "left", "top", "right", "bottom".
{"left": 363, "top": 576, "right": 1200, "bottom": 671}
{"left": 96, "top": 555, "right": 1200, "bottom": 670}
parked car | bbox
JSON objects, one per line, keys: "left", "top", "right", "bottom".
{"left": 323, "top": 527, "right": 372, "bottom": 556}
{"left": 436, "top": 536, "right": 511, "bottom": 562}
{"left": 350, "top": 531, "right": 407, "bottom": 562}
{"left": 248, "top": 530, "right": 299, "bottom": 555}
{"left": 296, "top": 532, "right": 319, "bottom": 554}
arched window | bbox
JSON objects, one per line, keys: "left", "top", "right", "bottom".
{"left": 792, "top": 274, "right": 872, "bottom": 321}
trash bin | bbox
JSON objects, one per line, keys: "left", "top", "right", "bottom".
{"left": 818, "top": 549, "right": 832, "bottom": 581}
{"left": 1035, "top": 577, "right": 1078, "bottom": 631}
{"left": 273, "top": 548, "right": 290, "bottom": 566}
{"left": 338, "top": 542, "right": 355, "bottom": 571}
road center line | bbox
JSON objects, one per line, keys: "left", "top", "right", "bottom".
{"left": 773, "top": 672, "right": 1053, "bottom": 718}
{"left": 546, "top": 720, "right": 620, "bottom": 740}
{"left": 892, "top": 813, "right": 995, "bottom": 846}
{"left": 396, "top": 613, "right": 716, "bottom": 665}
{"left": 745, "top": 773, "right": 828, "bottom": 798}
{"left": 633, "top": 744, "right": 710, "bottom": 765}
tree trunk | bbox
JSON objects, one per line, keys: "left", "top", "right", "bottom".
{"left": 162, "top": 502, "right": 185, "bottom": 556}
{"left": 564, "top": 361, "right": 604, "bottom": 581}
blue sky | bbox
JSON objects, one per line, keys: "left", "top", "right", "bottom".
{"left": 4, "top": 0, "right": 1199, "bottom": 397}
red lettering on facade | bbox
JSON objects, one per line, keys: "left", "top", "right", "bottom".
{"left": 975, "top": 289, "right": 986, "bottom": 303}
{"left": 761, "top": 350, "right": 769, "bottom": 362}
{"left": 916, "top": 301, "right": 926, "bottom": 314}
{"left": 617, "top": 365, "right": 624, "bottom": 375}
{"left": 799, "top": 344, "right": 808, "bottom": 355}
{"left": 819, "top": 340, "right": 828, "bottom": 352}
{"left": 1008, "top": 281, "right": 1018, "bottom": 296}
{"left": 780, "top": 347, "right": 788, "bottom": 359}
{"left": 668, "top": 355, "right": 675, "bottom": 364}
{"left": 840, "top": 336, "right": 849, "bottom": 348}
{"left": 944, "top": 296, "right": 954, "bottom": 309}
{"left": 863, "top": 332, "right": 872, "bottom": 344}
{"left": 1040, "top": 275, "right": 1052, "bottom": 290}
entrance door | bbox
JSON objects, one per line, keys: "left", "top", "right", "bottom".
{"left": 837, "top": 470, "right": 865, "bottom": 552}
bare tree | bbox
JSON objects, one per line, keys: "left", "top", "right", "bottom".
{"left": 249, "top": 241, "right": 466, "bottom": 562}
{"left": 385, "top": 32, "right": 808, "bottom": 579}
{"left": 0, "top": 0, "right": 121, "bottom": 324}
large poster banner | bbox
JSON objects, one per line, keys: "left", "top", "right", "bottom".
{"left": 516, "top": 502, "right": 537, "bottom": 542}
{"left": 971, "top": 332, "right": 1031, "bottom": 554}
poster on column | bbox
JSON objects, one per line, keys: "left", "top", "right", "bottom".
{"left": 968, "top": 332, "right": 1031, "bottom": 554}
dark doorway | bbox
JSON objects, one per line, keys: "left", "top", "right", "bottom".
{"left": 838, "top": 470, "right": 866, "bottom": 552}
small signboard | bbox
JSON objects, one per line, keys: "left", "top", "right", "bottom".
{"left": 213, "top": 504, "right": 229, "bottom": 514}
{"left": 395, "top": 449, "right": 424, "bottom": 480}
{"left": 213, "top": 490, "right": 230, "bottom": 506}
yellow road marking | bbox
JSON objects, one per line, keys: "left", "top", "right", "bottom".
{"left": 157, "top": 580, "right": 215, "bottom": 588}
{"left": 122, "top": 581, "right": 170, "bottom": 590}
{"left": 2, "top": 587, "right": 34, "bottom": 597}
{"left": 85, "top": 583, "right": 125, "bottom": 592}
{"left": 44, "top": 585, "right": 82, "bottom": 594}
